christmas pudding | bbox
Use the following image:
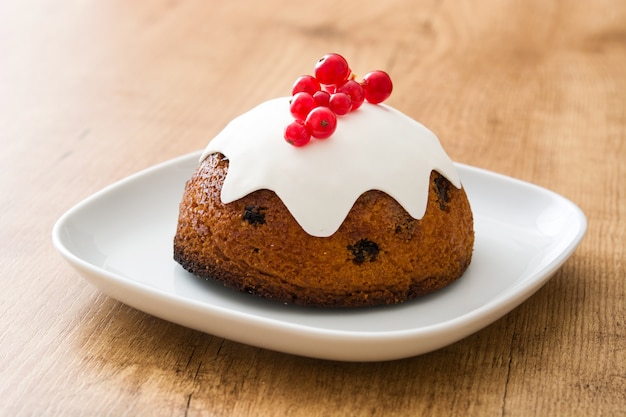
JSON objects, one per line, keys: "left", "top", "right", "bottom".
{"left": 173, "top": 54, "right": 474, "bottom": 308}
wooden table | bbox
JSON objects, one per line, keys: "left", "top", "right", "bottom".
{"left": 2, "top": 0, "right": 624, "bottom": 415}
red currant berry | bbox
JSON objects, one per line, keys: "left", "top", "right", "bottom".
{"left": 292, "top": 75, "right": 321, "bottom": 96}
{"left": 329, "top": 92, "right": 352, "bottom": 115}
{"left": 337, "top": 80, "right": 365, "bottom": 111}
{"left": 305, "top": 107, "right": 337, "bottom": 139}
{"left": 313, "top": 90, "right": 330, "bottom": 107}
{"left": 314, "top": 53, "right": 351, "bottom": 86}
{"left": 284, "top": 120, "right": 311, "bottom": 146}
{"left": 289, "top": 92, "right": 316, "bottom": 121}
{"left": 362, "top": 70, "right": 393, "bottom": 104}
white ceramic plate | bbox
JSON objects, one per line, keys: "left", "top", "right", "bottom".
{"left": 52, "top": 152, "right": 587, "bottom": 362}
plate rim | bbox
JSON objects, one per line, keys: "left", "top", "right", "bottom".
{"left": 52, "top": 151, "right": 588, "bottom": 360}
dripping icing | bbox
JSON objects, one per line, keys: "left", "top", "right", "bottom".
{"left": 200, "top": 97, "right": 461, "bottom": 237}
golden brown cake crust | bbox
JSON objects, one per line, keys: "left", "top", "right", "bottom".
{"left": 173, "top": 153, "right": 474, "bottom": 308}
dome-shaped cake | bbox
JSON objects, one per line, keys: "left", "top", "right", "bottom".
{"left": 173, "top": 96, "right": 474, "bottom": 308}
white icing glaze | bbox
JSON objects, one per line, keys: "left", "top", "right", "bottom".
{"left": 200, "top": 97, "right": 461, "bottom": 237}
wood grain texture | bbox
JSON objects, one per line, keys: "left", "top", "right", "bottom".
{"left": 1, "top": 0, "right": 624, "bottom": 416}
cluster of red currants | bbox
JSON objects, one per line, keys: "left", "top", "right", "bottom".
{"left": 284, "top": 53, "right": 393, "bottom": 146}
